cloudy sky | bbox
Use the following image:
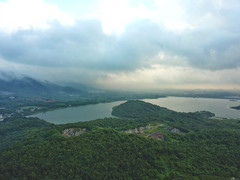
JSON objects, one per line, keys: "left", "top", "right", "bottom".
{"left": 0, "top": 0, "right": 240, "bottom": 90}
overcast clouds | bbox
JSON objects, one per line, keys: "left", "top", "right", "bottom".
{"left": 0, "top": 0, "right": 240, "bottom": 90}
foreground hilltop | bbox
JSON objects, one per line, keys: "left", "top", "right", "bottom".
{"left": 0, "top": 100, "right": 240, "bottom": 179}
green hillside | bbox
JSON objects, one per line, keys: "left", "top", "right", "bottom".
{"left": 0, "top": 100, "right": 240, "bottom": 179}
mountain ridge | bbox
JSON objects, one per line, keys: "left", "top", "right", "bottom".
{"left": 0, "top": 76, "right": 92, "bottom": 98}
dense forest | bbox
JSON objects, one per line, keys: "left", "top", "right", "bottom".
{"left": 0, "top": 100, "right": 240, "bottom": 179}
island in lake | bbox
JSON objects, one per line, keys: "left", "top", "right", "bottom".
{"left": 231, "top": 105, "right": 240, "bottom": 110}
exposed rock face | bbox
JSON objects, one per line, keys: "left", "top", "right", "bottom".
{"left": 124, "top": 124, "right": 151, "bottom": 134}
{"left": 62, "top": 128, "right": 86, "bottom": 137}
{"left": 146, "top": 132, "right": 164, "bottom": 140}
{"left": 124, "top": 124, "right": 165, "bottom": 140}
{"left": 171, "top": 128, "right": 181, "bottom": 133}
{"left": 165, "top": 125, "right": 182, "bottom": 133}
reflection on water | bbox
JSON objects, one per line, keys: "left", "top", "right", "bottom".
{"left": 32, "top": 97, "right": 240, "bottom": 124}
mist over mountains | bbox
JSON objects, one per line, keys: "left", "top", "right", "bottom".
{"left": 1, "top": 71, "right": 240, "bottom": 101}
{"left": 0, "top": 73, "right": 92, "bottom": 99}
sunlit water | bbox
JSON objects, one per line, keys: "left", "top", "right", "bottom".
{"left": 31, "top": 97, "right": 240, "bottom": 124}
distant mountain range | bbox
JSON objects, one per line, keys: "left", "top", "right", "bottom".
{"left": 0, "top": 76, "right": 93, "bottom": 99}
{"left": 0, "top": 75, "right": 165, "bottom": 101}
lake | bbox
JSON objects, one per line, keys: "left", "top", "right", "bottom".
{"left": 31, "top": 97, "right": 240, "bottom": 124}
{"left": 31, "top": 101, "right": 126, "bottom": 124}
{"left": 144, "top": 97, "right": 240, "bottom": 119}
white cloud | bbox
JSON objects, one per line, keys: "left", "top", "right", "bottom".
{"left": 152, "top": 0, "right": 192, "bottom": 31}
{"left": 89, "top": 0, "right": 193, "bottom": 34}
{"left": 88, "top": 0, "right": 152, "bottom": 34}
{"left": 0, "top": 0, "right": 74, "bottom": 32}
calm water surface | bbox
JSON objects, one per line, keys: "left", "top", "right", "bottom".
{"left": 144, "top": 97, "right": 240, "bottom": 119}
{"left": 32, "top": 97, "right": 240, "bottom": 124}
{"left": 31, "top": 101, "right": 125, "bottom": 124}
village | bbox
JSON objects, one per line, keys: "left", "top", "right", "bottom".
{"left": 0, "top": 107, "right": 40, "bottom": 121}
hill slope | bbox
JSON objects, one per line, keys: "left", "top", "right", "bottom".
{"left": 0, "top": 100, "right": 240, "bottom": 179}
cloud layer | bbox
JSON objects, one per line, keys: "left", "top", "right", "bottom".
{"left": 0, "top": 0, "right": 240, "bottom": 90}
{"left": 0, "top": 19, "right": 239, "bottom": 70}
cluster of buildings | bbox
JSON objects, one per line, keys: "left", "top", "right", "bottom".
{"left": 15, "top": 107, "right": 40, "bottom": 115}
{"left": 0, "top": 112, "right": 14, "bottom": 120}
{"left": 0, "top": 107, "right": 41, "bottom": 121}
{"left": 0, "top": 105, "right": 12, "bottom": 120}
{"left": 16, "top": 109, "right": 24, "bottom": 114}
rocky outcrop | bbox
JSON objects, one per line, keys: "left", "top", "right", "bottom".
{"left": 165, "top": 125, "right": 182, "bottom": 133}
{"left": 124, "top": 125, "right": 151, "bottom": 134}
{"left": 62, "top": 128, "right": 86, "bottom": 137}
{"left": 146, "top": 132, "right": 164, "bottom": 140}
{"left": 124, "top": 124, "right": 165, "bottom": 140}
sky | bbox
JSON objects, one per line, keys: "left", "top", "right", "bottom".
{"left": 0, "top": 0, "right": 240, "bottom": 90}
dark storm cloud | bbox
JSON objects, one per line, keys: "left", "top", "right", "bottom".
{"left": 0, "top": 17, "right": 240, "bottom": 72}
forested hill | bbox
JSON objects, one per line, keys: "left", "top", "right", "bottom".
{"left": 0, "top": 100, "right": 240, "bottom": 179}
{"left": 112, "top": 100, "right": 215, "bottom": 132}
{"left": 231, "top": 105, "right": 240, "bottom": 110}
